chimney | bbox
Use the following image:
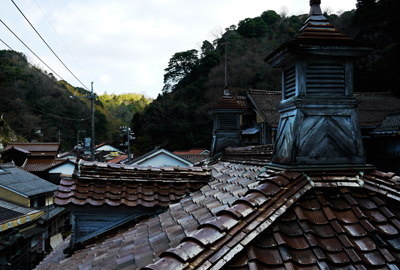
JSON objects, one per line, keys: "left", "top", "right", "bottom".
{"left": 264, "top": 0, "right": 374, "bottom": 171}
{"left": 209, "top": 87, "right": 247, "bottom": 157}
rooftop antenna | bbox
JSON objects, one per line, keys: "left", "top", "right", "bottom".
{"left": 224, "top": 42, "right": 229, "bottom": 96}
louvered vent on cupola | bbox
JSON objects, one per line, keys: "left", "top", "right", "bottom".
{"left": 218, "top": 114, "right": 238, "bottom": 129}
{"left": 306, "top": 63, "right": 345, "bottom": 95}
{"left": 283, "top": 66, "right": 296, "bottom": 100}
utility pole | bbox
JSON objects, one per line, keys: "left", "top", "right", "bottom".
{"left": 70, "top": 82, "right": 97, "bottom": 161}
{"left": 90, "top": 82, "right": 95, "bottom": 161}
{"left": 77, "top": 130, "right": 85, "bottom": 146}
{"left": 57, "top": 130, "right": 61, "bottom": 143}
{"left": 119, "top": 126, "right": 135, "bottom": 162}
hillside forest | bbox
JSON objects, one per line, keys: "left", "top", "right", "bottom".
{"left": 1, "top": 0, "right": 399, "bottom": 155}
{"left": 0, "top": 50, "right": 152, "bottom": 151}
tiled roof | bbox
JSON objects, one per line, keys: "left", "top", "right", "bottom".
{"left": 174, "top": 154, "right": 209, "bottom": 164}
{"left": 246, "top": 90, "right": 400, "bottom": 128}
{"left": 0, "top": 163, "right": 58, "bottom": 197}
{"left": 54, "top": 161, "right": 212, "bottom": 208}
{"left": 0, "top": 199, "right": 42, "bottom": 224}
{"left": 23, "top": 157, "right": 63, "bottom": 172}
{"left": 10, "top": 147, "right": 31, "bottom": 154}
{"left": 108, "top": 154, "right": 128, "bottom": 164}
{"left": 40, "top": 204, "right": 65, "bottom": 221}
{"left": 4, "top": 142, "right": 60, "bottom": 153}
{"left": 247, "top": 89, "right": 282, "bottom": 128}
{"left": 211, "top": 92, "right": 247, "bottom": 110}
{"left": 223, "top": 187, "right": 400, "bottom": 269}
{"left": 36, "top": 161, "right": 400, "bottom": 270}
{"left": 354, "top": 93, "right": 400, "bottom": 127}
{"left": 95, "top": 142, "right": 107, "bottom": 149}
{"left": 35, "top": 161, "right": 265, "bottom": 270}
{"left": 371, "top": 112, "right": 400, "bottom": 134}
{"left": 145, "top": 169, "right": 400, "bottom": 270}
{"left": 221, "top": 145, "right": 273, "bottom": 166}
{"left": 234, "top": 96, "right": 248, "bottom": 108}
{"left": 265, "top": 13, "right": 373, "bottom": 63}
{"left": 0, "top": 205, "right": 21, "bottom": 223}
{"left": 29, "top": 152, "right": 59, "bottom": 156}
{"left": 173, "top": 149, "right": 209, "bottom": 155}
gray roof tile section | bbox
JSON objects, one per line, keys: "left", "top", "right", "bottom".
{"left": 0, "top": 164, "right": 58, "bottom": 197}
{"left": 371, "top": 112, "right": 400, "bottom": 134}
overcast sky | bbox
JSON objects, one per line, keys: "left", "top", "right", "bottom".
{"left": 1, "top": 0, "right": 357, "bottom": 98}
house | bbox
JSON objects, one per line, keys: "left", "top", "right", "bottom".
{"left": 240, "top": 89, "right": 281, "bottom": 145}
{"left": 209, "top": 87, "right": 247, "bottom": 157}
{"left": 35, "top": 1, "right": 400, "bottom": 270}
{"left": 173, "top": 149, "right": 210, "bottom": 164}
{"left": 94, "top": 143, "right": 125, "bottom": 162}
{"left": 0, "top": 162, "right": 66, "bottom": 269}
{"left": 45, "top": 159, "right": 76, "bottom": 184}
{"left": 3, "top": 142, "right": 61, "bottom": 180}
{"left": 128, "top": 148, "right": 193, "bottom": 167}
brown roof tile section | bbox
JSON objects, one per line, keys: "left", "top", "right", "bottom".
{"left": 173, "top": 149, "right": 209, "bottom": 155}
{"left": 5, "top": 142, "right": 60, "bottom": 153}
{"left": 145, "top": 169, "right": 400, "bottom": 270}
{"left": 175, "top": 154, "right": 209, "bottom": 164}
{"left": 235, "top": 96, "right": 248, "bottom": 108}
{"left": 221, "top": 145, "right": 273, "bottom": 166}
{"left": 23, "top": 157, "right": 63, "bottom": 172}
{"left": 55, "top": 177, "right": 205, "bottom": 207}
{"left": 108, "top": 154, "right": 128, "bottom": 164}
{"left": 224, "top": 187, "right": 400, "bottom": 269}
{"left": 54, "top": 160, "right": 211, "bottom": 208}
{"left": 35, "top": 160, "right": 400, "bottom": 270}
{"left": 211, "top": 93, "right": 247, "bottom": 110}
{"left": 36, "top": 161, "right": 266, "bottom": 270}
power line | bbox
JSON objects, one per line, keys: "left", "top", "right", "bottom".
{"left": 0, "top": 39, "right": 92, "bottom": 122}
{"left": 0, "top": 38, "right": 64, "bottom": 89}
{"left": 2, "top": 96, "right": 92, "bottom": 122}
{"left": 11, "top": 0, "right": 90, "bottom": 91}
{"left": 0, "top": 19, "right": 65, "bottom": 82}
{"left": 33, "top": 0, "right": 92, "bottom": 83}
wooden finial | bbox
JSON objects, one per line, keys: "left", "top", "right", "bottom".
{"left": 309, "top": 0, "right": 322, "bottom": 15}
{"left": 310, "top": 0, "right": 321, "bottom": 6}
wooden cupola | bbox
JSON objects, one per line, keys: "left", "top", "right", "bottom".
{"left": 209, "top": 87, "right": 247, "bottom": 157}
{"left": 265, "top": 0, "right": 374, "bottom": 170}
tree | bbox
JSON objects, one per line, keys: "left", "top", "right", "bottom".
{"left": 163, "top": 49, "right": 199, "bottom": 93}
{"left": 261, "top": 10, "right": 281, "bottom": 26}
{"left": 237, "top": 17, "right": 268, "bottom": 38}
{"left": 201, "top": 40, "right": 214, "bottom": 54}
